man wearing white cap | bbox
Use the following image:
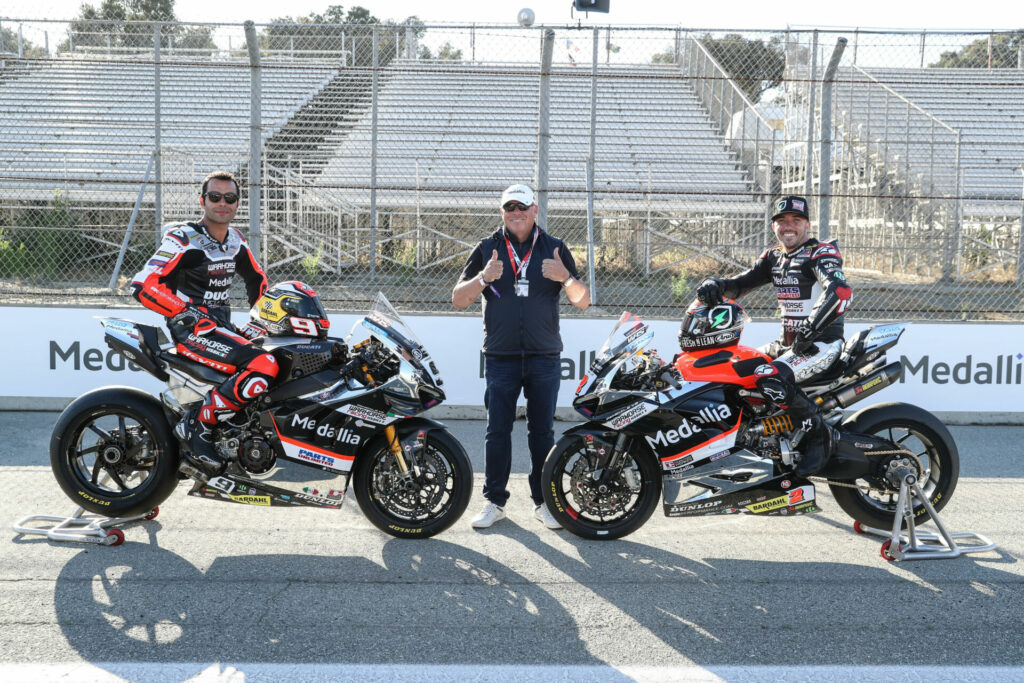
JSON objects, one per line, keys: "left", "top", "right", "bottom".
{"left": 453, "top": 184, "right": 590, "bottom": 529}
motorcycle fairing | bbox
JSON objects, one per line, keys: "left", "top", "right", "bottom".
{"left": 664, "top": 471, "right": 819, "bottom": 518}
{"left": 635, "top": 385, "right": 743, "bottom": 469}
{"left": 188, "top": 473, "right": 345, "bottom": 509}
{"left": 262, "top": 399, "right": 382, "bottom": 474}
{"left": 674, "top": 344, "right": 770, "bottom": 389}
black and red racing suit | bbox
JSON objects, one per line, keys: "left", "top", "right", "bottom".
{"left": 131, "top": 221, "right": 277, "bottom": 424}
{"left": 716, "top": 238, "right": 853, "bottom": 357}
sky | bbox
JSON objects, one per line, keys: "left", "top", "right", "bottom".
{"left": 2, "top": 0, "right": 1023, "bottom": 31}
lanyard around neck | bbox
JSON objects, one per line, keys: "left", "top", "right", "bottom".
{"left": 504, "top": 227, "right": 539, "bottom": 280}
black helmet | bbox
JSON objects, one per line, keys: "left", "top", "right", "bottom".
{"left": 250, "top": 281, "right": 330, "bottom": 338}
{"left": 678, "top": 299, "right": 749, "bottom": 350}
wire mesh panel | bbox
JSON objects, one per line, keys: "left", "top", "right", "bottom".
{"left": 1, "top": 19, "right": 1022, "bottom": 321}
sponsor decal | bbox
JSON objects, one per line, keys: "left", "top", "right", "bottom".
{"left": 156, "top": 250, "right": 174, "bottom": 258}
{"left": 603, "top": 401, "right": 657, "bottom": 429}
{"left": 754, "top": 364, "right": 776, "bottom": 377}
{"left": 209, "top": 277, "right": 231, "bottom": 288}
{"left": 854, "top": 375, "right": 884, "bottom": 395}
{"left": 664, "top": 454, "right": 693, "bottom": 470}
{"left": 77, "top": 491, "right": 111, "bottom": 506}
{"left": 709, "top": 449, "right": 731, "bottom": 462}
{"left": 776, "top": 275, "right": 800, "bottom": 285}
{"left": 229, "top": 494, "right": 271, "bottom": 506}
{"left": 207, "top": 477, "right": 235, "bottom": 493}
{"left": 187, "top": 334, "right": 232, "bottom": 356}
{"left": 691, "top": 403, "right": 732, "bottom": 425}
{"left": 147, "top": 258, "right": 167, "bottom": 268}
{"left": 646, "top": 419, "right": 700, "bottom": 449}
{"left": 668, "top": 499, "right": 723, "bottom": 514}
{"left": 781, "top": 479, "right": 791, "bottom": 489}
{"left": 624, "top": 324, "right": 650, "bottom": 343}
{"left": 339, "top": 404, "right": 397, "bottom": 425}
{"left": 776, "top": 287, "right": 801, "bottom": 299}
{"left": 290, "top": 414, "right": 363, "bottom": 444}
{"left": 294, "top": 492, "right": 340, "bottom": 507}
{"left": 793, "top": 199, "right": 805, "bottom": 211}
{"left": 746, "top": 494, "right": 789, "bottom": 513}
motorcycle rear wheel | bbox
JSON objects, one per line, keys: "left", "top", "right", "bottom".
{"left": 543, "top": 436, "right": 661, "bottom": 540}
{"left": 353, "top": 430, "right": 472, "bottom": 539}
{"left": 50, "top": 387, "right": 181, "bottom": 517}
{"left": 829, "top": 402, "right": 959, "bottom": 529}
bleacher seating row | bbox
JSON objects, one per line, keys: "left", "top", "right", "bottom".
{"left": 0, "top": 56, "right": 337, "bottom": 200}
{"left": 314, "top": 60, "right": 761, "bottom": 211}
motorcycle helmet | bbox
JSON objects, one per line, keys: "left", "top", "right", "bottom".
{"left": 678, "top": 299, "right": 749, "bottom": 350}
{"left": 250, "top": 281, "right": 330, "bottom": 338}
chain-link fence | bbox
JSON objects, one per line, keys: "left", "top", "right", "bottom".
{"left": 1, "top": 18, "right": 1022, "bottom": 321}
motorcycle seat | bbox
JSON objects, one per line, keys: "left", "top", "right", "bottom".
{"left": 159, "top": 349, "right": 231, "bottom": 385}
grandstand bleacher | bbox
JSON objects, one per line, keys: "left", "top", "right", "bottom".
{"left": 0, "top": 56, "right": 337, "bottom": 202}
{"left": 312, "top": 60, "right": 763, "bottom": 214}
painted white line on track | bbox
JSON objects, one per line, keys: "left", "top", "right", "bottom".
{"left": 1, "top": 663, "right": 1023, "bottom": 683}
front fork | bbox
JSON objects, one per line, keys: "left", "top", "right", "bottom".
{"left": 384, "top": 424, "right": 428, "bottom": 483}
{"left": 589, "top": 432, "right": 632, "bottom": 487}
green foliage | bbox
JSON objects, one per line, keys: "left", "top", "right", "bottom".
{"left": 0, "top": 26, "right": 48, "bottom": 58}
{"left": 699, "top": 33, "right": 784, "bottom": 104}
{"left": 300, "top": 242, "right": 324, "bottom": 281}
{"left": 262, "top": 5, "right": 425, "bottom": 65}
{"left": 930, "top": 32, "right": 1023, "bottom": 68}
{"left": 651, "top": 46, "right": 677, "bottom": 64}
{"left": 419, "top": 41, "right": 463, "bottom": 61}
{"left": 670, "top": 269, "right": 690, "bottom": 304}
{"left": 60, "top": 0, "right": 216, "bottom": 52}
{"left": 0, "top": 191, "right": 79, "bottom": 279}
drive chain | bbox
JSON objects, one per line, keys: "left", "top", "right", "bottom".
{"left": 809, "top": 448, "right": 923, "bottom": 494}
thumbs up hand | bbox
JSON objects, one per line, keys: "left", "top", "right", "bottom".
{"left": 482, "top": 249, "right": 503, "bottom": 283}
{"left": 542, "top": 246, "right": 569, "bottom": 282}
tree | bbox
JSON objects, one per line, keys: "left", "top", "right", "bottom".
{"left": 930, "top": 31, "right": 1023, "bottom": 68}
{"left": 419, "top": 41, "right": 462, "bottom": 61}
{"left": 60, "top": 0, "right": 215, "bottom": 52}
{"left": 698, "top": 33, "right": 784, "bottom": 104}
{"left": 262, "top": 6, "right": 425, "bottom": 66}
{"left": 0, "top": 26, "right": 48, "bottom": 58}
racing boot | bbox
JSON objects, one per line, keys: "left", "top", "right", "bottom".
{"left": 786, "top": 391, "right": 835, "bottom": 477}
{"left": 174, "top": 405, "right": 226, "bottom": 476}
{"left": 755, "top": 363, "right": 835, "bottom": 477}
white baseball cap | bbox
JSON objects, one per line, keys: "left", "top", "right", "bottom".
{"left": 500, "top": 184, "right": 535, "bottom": 208}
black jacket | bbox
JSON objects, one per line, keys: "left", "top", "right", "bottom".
{"left": 460, "top": 225, "right": 580, "bottom": 356}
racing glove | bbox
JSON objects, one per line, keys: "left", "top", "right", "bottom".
{"left": 170, "top": 305, "right": 216, "bottom": 335}
{"left": 696, "top": 278, "right": 724, "bottom": 305}
{"left": 238, "top": 321, "right": 268, "bottom": 341}
{"left": 790, "top": 326, "right": 817, "bottom": 356}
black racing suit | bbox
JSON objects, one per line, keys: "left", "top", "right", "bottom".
{"left": 701, "top": 238, "right": 853, "bottom": 475}
{"left": 131, "top": 222, "right": 276, "bottom": 431}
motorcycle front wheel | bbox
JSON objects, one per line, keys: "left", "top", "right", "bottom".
{"left": 829, "top": 402, "right": 959, "bottom": 529}
{"left": 542, "top": 436, "right": 661, "bottom": 540}
{"left": 50, "top": 387, "right": 181, "bottom": 517}
{"left": 353, "top": 429, "right": 472, "bottom": 539}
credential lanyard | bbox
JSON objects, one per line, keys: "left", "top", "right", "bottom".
{"left": 504, "top": 228, "right": 539, "bottom": 281}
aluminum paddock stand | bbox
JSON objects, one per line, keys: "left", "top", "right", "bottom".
{"left": 12, "top": 506, "right": 158, "bottom": 546}
{"left": 854, "top": 466, "right": 995, "bottom": 562}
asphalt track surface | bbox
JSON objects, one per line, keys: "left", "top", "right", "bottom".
{"left": 1, "top": 412, "right": 1022, "bottom": 682}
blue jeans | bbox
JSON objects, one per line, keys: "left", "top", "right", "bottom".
{"left": 483, "top": 354, "right": 561, "bottom": 507}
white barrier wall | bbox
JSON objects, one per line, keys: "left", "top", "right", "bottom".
{"left": 1, "top": 306, "right": 1021, "bottom": 414}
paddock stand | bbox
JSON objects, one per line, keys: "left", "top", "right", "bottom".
{"left": 12, "top": 506, "right": 158, "bottom": 546}
{"left": 853, "top": 466, "right": 995, "bottom": 562}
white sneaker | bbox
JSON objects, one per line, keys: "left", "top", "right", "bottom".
{"left": 470, "top": 501, "right": 506, "bottom": 529}
{"left": 534, "top": 504, "right": 562, "bottom": 530}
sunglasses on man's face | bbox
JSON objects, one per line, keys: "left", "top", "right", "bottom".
{"left": 203, "top": 192, "right": 239, "bottom": 204}
{"left": 503, "top": 202, "right": 530, "bottom": 212}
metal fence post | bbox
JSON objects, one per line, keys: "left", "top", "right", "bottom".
{"left": 587, "top": 27, "right": 598, "bottom": 304}
{"left": 369, "top": 24, "right": 379, "bottom": 276}
{"left": 244, "top": 21, "right": 262, "bottom": 249}
{"left": 154, "top": 23, "right": 162, "bottom": 242}
{"left": 18, "top": 24, "right": 23, "bottom": 58}
{"left": 818, "top": 37, "right": 847, "bottom": 242}
{"left": 110, "top": 152, "right": 157, "bottom": 290}
{"left": 536, "top": 29, "right": 554, "bottom": 228}
{"left": 919, "top": 30, "right": 926, "bottom": 68}
{"left": 1018, "top": 167, "right": 1024, "bottom": 287}
{"left": 805, "top": 30, "right": 818, "bottom": 201}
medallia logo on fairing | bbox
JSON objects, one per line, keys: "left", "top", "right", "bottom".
{"left": 645, "top": 419, "right": 700, "bottom": 449}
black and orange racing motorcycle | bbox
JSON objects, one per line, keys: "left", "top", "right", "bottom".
{"left": 49, "top": 290, "right": 472, "bottom": 540}
{"left": 542, "top": 302, "right": 959, "bottom": 543}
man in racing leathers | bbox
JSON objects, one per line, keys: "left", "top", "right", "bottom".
{"left": 696, "top": 195, "right": 853, "bottom": 476}
{"left": 131, "top": 170, "right": 274, "bottom": 475}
